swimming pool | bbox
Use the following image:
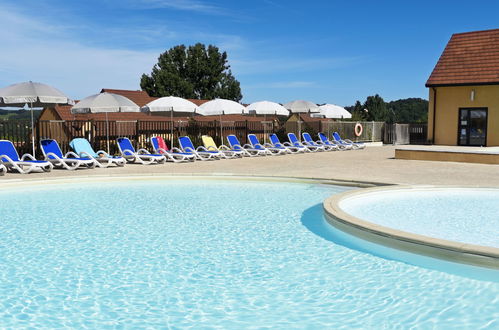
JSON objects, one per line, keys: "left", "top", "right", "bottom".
{"left": 0, "top": 177, "right": 498, "bottom": 327}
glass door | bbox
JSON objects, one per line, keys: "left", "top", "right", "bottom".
{"left": 458, "top": 108, "right": 487, "bottom": 146}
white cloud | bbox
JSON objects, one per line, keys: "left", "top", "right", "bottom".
{"left": 132, "top": 0, "right": 225, "bottom": 14}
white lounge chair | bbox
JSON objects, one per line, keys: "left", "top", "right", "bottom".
{"left": 117, "top": 137, "right": 166, "bottom": 165}
{"left": 202, "top": 135, "right": 241, "bottom": 158}
{"left": 178, "top": 136, "right": 219, "bottom": 161}
{"left": 226, "top": 135, "right": 267, "bottom": 157}
{"left": 69, "top": 138, "right": 126, "bottom": 167}
{"left": 0, "top": 140, "right": 53, "bottom": 174}
{"left": 248, "top": 134, "right": 286, "bottom": 155}
{"left": 302, "top": 132, "right": 335, "bottom": 151}
{"left": 150, "top": 136, "right": 195, "bottom": 162}
{"left": 40, "top": 139, "right": 96, "bottom": 170}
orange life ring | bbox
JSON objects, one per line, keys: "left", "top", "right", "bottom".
{"left": 354, "top": 123, "right": 363, "bottom": 137}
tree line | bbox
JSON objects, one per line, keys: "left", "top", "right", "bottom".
{"left": 345, "top": 95, "right": 428, "bottom": 123}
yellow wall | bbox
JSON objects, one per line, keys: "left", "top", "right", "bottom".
{"left": 428, "top": 85, "right": 499, "bottom": 146}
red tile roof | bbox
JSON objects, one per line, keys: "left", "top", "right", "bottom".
{"left": 426, "top": 28, "right": 499, "bottom": 87}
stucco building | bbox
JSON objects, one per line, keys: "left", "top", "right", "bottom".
{"left": 426, "top": 28, "right": 499, "bottom": 146}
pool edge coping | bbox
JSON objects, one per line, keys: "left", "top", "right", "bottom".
{"left": 323, "top": 185, "right": 499, "bottom": 269}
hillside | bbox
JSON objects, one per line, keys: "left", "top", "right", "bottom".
{"left": 0, "top": 109, "right": 42, "bottom": 121}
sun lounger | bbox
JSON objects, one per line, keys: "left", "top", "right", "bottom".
{"left": 150, "top": 136, "right": 195, "bottom": 162}
{"left": 40, "top": 139, "right": 96, "bottom": 170}
{"left": 269, "top": 134, "right": 303, "bottom": 153}
{"left": 302, "top": 132, "right": 334, "bottom": 151}
{"left": 0, "top": 140, "right": 52, "bottom": 174}
{"left": 178, "top": 136, "right": 219, "bottom": 161}
{"left": 248, "top": 134, "right": 286, "bottom": 155}
{"left": 226, "top": 135, "right": 267, "bottom": 157}
{"left": 287, "top": 133, "right": 319, "bottom": 152}
{"left": 117, "top": 137, "right": 166, "bottom": 165}
{"left": 333, "top": 132, "right": 365, "bottom": 149}
{"left": 318, "top": 132, "right": 351, "bottom": 150}
{"left": 202, "top": 135, "right": 241, "bottom": 158}
{"left": 69, "top": 138, "right": 126, "bottom": 167}
{"left": 0, "top": 163, "right": 5, "bottom": 176}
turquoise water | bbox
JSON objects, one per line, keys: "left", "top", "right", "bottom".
{"left": 0, "top": 179, "right": 498, "bottom": 328}
{"left": 340, "top": 188, "right": 499, "bottom": 248}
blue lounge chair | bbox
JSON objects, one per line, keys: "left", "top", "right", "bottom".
{"left": 226, "top": 135, "right": 266, "bottom": 157}
{"left": 269, "top": 134, "right": 302, "bottom": 153}
{"left": 318, "top": 132, "right": 350, "bottom": 150}
{"left": 0, "top": 140, "right": 52, "bottom": 174}
{"left": 287, "top": 133, "right": 319, "bottom": 152}
{"left": 150, "top": 136, "right": 195, "bottom": 162}
{"left": 178, "top": 136, "right": 219, "bottom": 161}
{"left": 40, "top": 139, "right": 96, "bottom": 170}
{"left": 333, "top": 132, "right": 365, "bottom": 149}
{"left": 117, "top": 137, "right": 166, "bottom": 165}
{"left": 248, "top": 134, "right": 286, "bottom": 155}
{"left": 69, "top": 138, "right": 126, "bottom": 167}
{"left": 302, "top": 132, "right": 334, "bottom": 151}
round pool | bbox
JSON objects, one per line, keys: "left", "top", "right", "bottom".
{"left": 339, "top": 187, "right": 499, "bottom": 249}
{"left": 0, "top": 178, "right": 498, "bottom": 327}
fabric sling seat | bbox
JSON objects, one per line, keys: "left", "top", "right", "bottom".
{"left": 0, "top": 140, "right": 53, "bottom": 174}
{"left": 40, "top": 139, "right": 96, "bottom": 170}
{"left": 178, "top": 136, "right": 219, "bottom": 161}
{"left": 248, "top": 134, "right": 286, "bottom": 156}
{"left": 202, "top": 135, "right": 240, "bottom": 158}
{"left": 302, "top": 132, "right": 334, "bottom": 151}
{"left": 333, "top": 132, "right": 365, "bottom": 149}
{"left": 226, "top": 135, "right": 267, "bottom": 157}
{"left": 287, "top": 133, "right": 319, "bottom": 152}
{"left": 117, "top": 137, "right": 166, "bottom": 165}
{"left": 269, "top": 134, "right": 303, "bottom": 154}
{"left": 150, "top": 136, "right": 195, "bottom": 162}
{"left": 318, "top": 132, "right": 351, "bottom": 150}
{"left": 69, "top": 138, "right": 126, "bottom": 167}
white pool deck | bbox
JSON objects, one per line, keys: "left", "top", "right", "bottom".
{"left": 3, "top": 145, "right": 499, "bottom": 187}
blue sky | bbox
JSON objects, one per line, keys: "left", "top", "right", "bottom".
{"left": 1, "top": 0, "right": 498, "bottom": 106}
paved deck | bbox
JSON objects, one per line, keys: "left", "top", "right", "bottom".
{"left": 396, "top": 145, "right": 499, "bottom": 165}
{"left": 2, "top": 146, "right": 499, "bottom": 186}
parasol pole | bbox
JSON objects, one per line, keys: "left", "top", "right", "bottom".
{"left": 171, "top": 106, "right": 174, "bottom": 148}
{"left": 30, "top": 101, "right": 35, "bottom": 156}
{"left": 106, "top": 111, "right": 110, "bottom": 154}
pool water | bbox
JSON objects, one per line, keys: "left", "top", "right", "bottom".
{"left": 339, "top": 188, "right": 499, "bottom": 248}
{"left": 0, "top": 179, "right": 498, "bottom": 328}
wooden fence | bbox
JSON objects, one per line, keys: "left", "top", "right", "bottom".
{"left": 0, "top": 119, "right": 429, "bottom": 157}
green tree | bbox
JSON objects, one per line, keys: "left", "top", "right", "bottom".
{"left": 363, "top": 94, "right": 388, "bottom": 121}
{"left": 140, "top": 43, "right": 242, "bottom": 101}
{"left": 348, "top": 100, "right": 367, "bottom": 121}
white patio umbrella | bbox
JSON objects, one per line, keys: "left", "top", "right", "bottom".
{"left": 244, "top": 101, "right": 289, "bottom": 116}
{"left": 0, "top": 81, "right": 73, "bottom": 156}
{"left": 318, "top": 104, "right": 352, "bottom": 119}
{"left": 71, "top": 92, "right": 140, "bottom": 153}
{"left": 141, "top": 96, "right": 199, "bottom": 147}
{"left": 197, "top": 99, "right": 245, "bottom": 144}
{"left": 283, "top": 100, "right": 320, "bottom": 113}
{"left": 283, "top": 100, "right": 319, "bottom": 141}
{"left": 244, "top": 101, "right": 289, "bottom": 143}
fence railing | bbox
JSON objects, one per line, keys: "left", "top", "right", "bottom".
{"left": 285, "top": 121, "right": 385, "bottom": 142}
{"left": 384, "top": 123, "right": 428, "bottom": 145}
{"left": 0, "top": 121, "right": 32, "bottom": 155}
